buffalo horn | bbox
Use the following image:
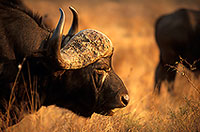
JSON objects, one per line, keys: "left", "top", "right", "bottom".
{"left": 61, "top": 6, "right": 78, "bottom": 47}
{"left": 67, "top": 6, "right": 78, "bottom": 37}
{"left": 48, "top": 8, "right": 67, "bottom": 69}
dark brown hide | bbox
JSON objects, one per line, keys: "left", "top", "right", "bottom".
{"left": 154, "top": 8, "right": 200, "bottom": 94}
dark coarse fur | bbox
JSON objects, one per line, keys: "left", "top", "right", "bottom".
{"left": 0, "top": 0, "right": 51, "bottom": 82}
{"left": 154, "top": 8, "right": 200, "bottom": 94}
{"left": 0, "top": 0, "right": 129, "bottom": 128}
{"left": 0, "top": 0, "right": 53, "bottom": 126}
{"left": 0, "top": 0, "right": 51, "bottom": 30}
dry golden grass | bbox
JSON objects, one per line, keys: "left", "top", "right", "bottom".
{"left": 1, "top": 0, "right": 200, "bottom": 131}
{"left": 0, "top": 59, "right": 41, "bottom": 130}
{"left": 4, "top": 95, "right": 200, "bottom": 131}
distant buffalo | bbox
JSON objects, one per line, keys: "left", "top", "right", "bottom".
{"left": 0, "top": 0, "right": 129, "bottom": 125}
{"left": 154, "top": 8, "right": 200, "bottom": 94}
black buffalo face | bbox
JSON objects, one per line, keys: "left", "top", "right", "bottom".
{"left": 44, "top": 56, "right": 129, "bottom": 117}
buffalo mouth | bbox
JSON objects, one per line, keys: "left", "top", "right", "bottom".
{"left": 97, "top": 108, "right": 122, "bottom": 116}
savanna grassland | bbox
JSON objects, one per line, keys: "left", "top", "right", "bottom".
{"left": 1, "top": 0, "right": 200, "bottom": 131}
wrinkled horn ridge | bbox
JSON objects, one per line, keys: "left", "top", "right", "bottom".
{"left": 60, "top": 29, "right": 113, "bottom": 70}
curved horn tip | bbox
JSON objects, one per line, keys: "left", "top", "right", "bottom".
{"left": 59, "top": 8, "right": 64, "bottom": 15}
{"left": 66, "top": 6, "right": 78, "bottom": 36}
{"left": 69, "top": 6, "right": 78, "bottom": 13}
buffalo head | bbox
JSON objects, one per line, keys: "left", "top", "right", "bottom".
{"left": 38, "top": 8, "right": 129, "bottom": 117}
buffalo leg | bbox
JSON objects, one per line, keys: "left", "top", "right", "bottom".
{"left": 154, "top": 61, "right": 165, "bottom": 94}
{"left": 154, "top": 59, "right": 177, "bottom": 94}
{"left": 165, "top": 68, "right": 176, "bottom": 93}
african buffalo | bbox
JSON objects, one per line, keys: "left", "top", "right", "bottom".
{"left": 0, "top": 0, "right": 129, "bottom": 125}
{"left": 154, "top": 8, "right": 200, "bottom": 94}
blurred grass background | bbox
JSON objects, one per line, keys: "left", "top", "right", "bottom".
{"left": 2, "top": 0, "right": 200, "bottom": 131}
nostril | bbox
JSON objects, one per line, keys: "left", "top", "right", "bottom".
{"left": 121, "top": 94, "right": 129, "bottom": 106}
